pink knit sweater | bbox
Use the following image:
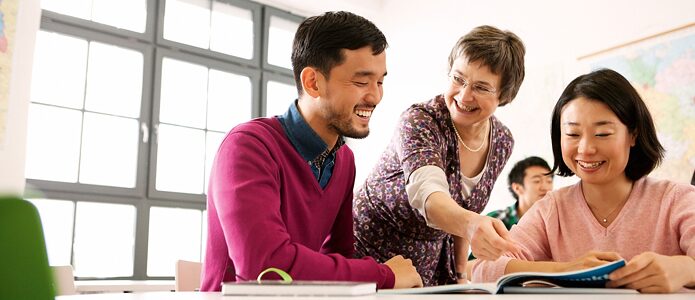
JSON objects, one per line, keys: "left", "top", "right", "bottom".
{"left": 472, "top": 177, "right": 695, "bottom": 284}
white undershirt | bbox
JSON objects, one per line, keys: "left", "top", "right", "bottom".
{"left": 405, "top": 134, "right": 491, "bottom": 228}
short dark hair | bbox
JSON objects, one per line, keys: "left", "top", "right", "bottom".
{"left": 507, "top": 156, "right": 551, "bottom": 200}
{"left": 447, "top": 25, "right": 525, "bottom": 106}
{"left": 291, "top": 11, "right": 387, "bottom": 95}
{"left": 550, "top": 68, "right": 664, "bottom": 181}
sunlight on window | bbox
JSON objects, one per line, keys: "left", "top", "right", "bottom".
{"left": 25, "top": 104, "right": 82, "bottom": 183}
{"left": 210, "top": 2, "right": 253, "bottom": 58}
{"left": 201, "top": 210, "right": 208, "bottom": 262}
{"left": 41, "top": 0, "right": 91, "bottom": 20}
{"left": 160, "top": 57, "right": 208, "bottom": 129}
{"left": 163, "top": 0, "right": 210, "bottom": 49}
{"left": 91, "top": 0, "right": 146, "bottom": 32}
{"left": 267, "top": 16, "right": 298, "bottom": 69}
{"left": 73, "top": 202, "right": 136, "bottom": 277}
{"left": 265, "top": 80, "right": 297, "bottom": 117}
{"left": 31, "top": 31, "right": 88, "bottom": 109}
{"left": 28, "top": 199, "right": 75, "bottom": 267}
{"left": 41, "top": 0, "right": 146, "bottom": 33}
{"left": 155, "top": 124, "right": 206, "bottom": 194}
{"left": 147, "top": 207, "right": 202, "bottom": 276}
{"left": 85, "top": 42, "right": 143, "bottom": 118}
{"left": 79, "top": 113, "right": 139, "bottom": 188}
{"left": 206, "top": 69, "right": 252, "bottom": 132}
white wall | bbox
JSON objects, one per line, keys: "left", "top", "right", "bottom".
{"left": 350, "top": 0, "right": 695, "bottom": 212}
{"left": 5, "top": 0, "right": 694, "bottom": 209}
{"left": 0, "top": 0, "right": 41, "bottom": 196}
{"left": 265, "top": 0, "right": 695, "bottom": 212}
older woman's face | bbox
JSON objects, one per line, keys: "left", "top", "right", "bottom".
{"left": 560, "top": 97, "right": 636, "bottom": 185}
{"left": 445, "top": 56, "right": 501, "bottom": 128}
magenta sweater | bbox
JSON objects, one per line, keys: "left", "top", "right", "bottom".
{"left": 472, "top": 177, "right": 695, "bottom": 286}
{"left": 200, "top": 118, "right": 394, "bottom": 291}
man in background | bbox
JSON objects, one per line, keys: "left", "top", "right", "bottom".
{"left": 466, "top": 156, "right": 553, "bottom": 276}
{"left": 489, "top": 156, "right": 554, "bottom": 230}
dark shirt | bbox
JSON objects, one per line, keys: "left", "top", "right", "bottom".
{"left": 277, "top": 100, "right": 344, "bottom": 188}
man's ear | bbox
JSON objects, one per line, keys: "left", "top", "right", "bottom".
{"left": 300, "top": 67, "right": 322, "bottom": 98}
{"left": 511, "top": 182, "right": 524, "bottom": 198}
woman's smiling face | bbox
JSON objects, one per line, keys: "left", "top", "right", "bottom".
{"left": 560, "top": 97, "right": 636, "bottom": 186}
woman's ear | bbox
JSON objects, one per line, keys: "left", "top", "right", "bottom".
{"left": 300, "top": 67, "right": 322, "bottom": 98}
{"left": 630, "top": 130, "right": 637, "bottom": 147}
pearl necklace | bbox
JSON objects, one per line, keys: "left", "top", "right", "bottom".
{"left": 593, "top": 197, "right": 628, "bottom": 223}
{"left": 451, "top": 119, "right": 489, "bottom": 153}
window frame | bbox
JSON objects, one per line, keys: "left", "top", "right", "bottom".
{"left": 148, "top": 47, "right": 261, "bottom": 202}
{"left": 26, "top": 0, "right": 302, "bottom": 280}
{"left": 25, "top": 19, "right": 154, "bottom": 199}
{"left": 261, "top": 6, "right": 303, "bottom": 77}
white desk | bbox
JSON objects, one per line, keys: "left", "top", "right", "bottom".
{"left": 75, "top": 280, "right": 175, "bottom": 294}
{"left": 57, "top": 291, "right": 695, "bottom": 300}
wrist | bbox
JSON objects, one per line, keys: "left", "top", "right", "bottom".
{"left": 458, "top": 209, "right": 479, "bottom": 239}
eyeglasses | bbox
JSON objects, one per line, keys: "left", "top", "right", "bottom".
{"left": 449, "top": 74, "right": 497, "bottom": 96}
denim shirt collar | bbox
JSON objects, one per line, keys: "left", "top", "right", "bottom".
{"left": 277, "top": 100, "right": 344, "bottom": 163}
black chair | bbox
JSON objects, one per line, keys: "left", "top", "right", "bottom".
{"left": 0, "top": 196, "right": 55, "bottom": 299}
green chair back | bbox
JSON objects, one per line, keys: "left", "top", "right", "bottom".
{"left": 0, "top": 196, "right": 55, "bottom": 299}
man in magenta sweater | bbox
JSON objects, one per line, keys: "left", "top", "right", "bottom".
{"left": 200, "top": 11, "right": 423, "bottom": 291}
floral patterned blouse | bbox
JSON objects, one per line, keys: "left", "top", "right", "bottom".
{"left": 353, "top": 95, "right": 514, "bottom": 286}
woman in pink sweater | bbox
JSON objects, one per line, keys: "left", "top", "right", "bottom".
{"left": 472, "top": 68, "right": 695, "bottom": 293}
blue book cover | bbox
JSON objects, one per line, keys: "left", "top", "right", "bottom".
{"left": 379, "top": 259, "right": 635, "bottom": 294}
{"left": 496, "top": 259, "right": 629, "bottom": 293}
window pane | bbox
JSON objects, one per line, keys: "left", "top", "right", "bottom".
{"left": 160, "top": 57, "right": 208, "bottom": 128}
{"left": 41, "top": 0, "right": 91, "bottom": 20}
{"left": 85, "top": 42, "right": 143, "bottom": 118}
{"left": 79, "top": 113, "right": 139, "bottom": 187}
{"left": 267, "top": 16, "right": 298, "bottom": 69}
{"left": 205, "top": 131, "right": 225, "bottom": 193}
{"left": 73, "top": 202, "right": 136, "bottom": 277}
{"left": 265, "top": 80, "right": 296, "bottom": 117}
{"left": 155, "top": 124, "right": 206, "bottom": 194}
{"left": 201, "top": 210, "right": 207, "bottom": 262}
{"left": 31, "top": 31, "right": 88, "bottom": 109}
{"left": 206, "top": 69, "right": 252, "bottom": 132}
{"left": 91, "top": 0, "right": 147, "bottom": 33}
{"left": 163, "top": 0, "right": 210, "bottom": 49}
{"left": 25, "top": 104, "right": 83, "bottom": 183}
{"left": 210, "top": 1, "right": 253, "bottom": 58}
{"left": 28, "top": 199, "right": 75, "bottom": 267}
{"left": 147, "top": 207, "right": 202, "bottom": 276}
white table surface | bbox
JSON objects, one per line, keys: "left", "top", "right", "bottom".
{"left": 74, "top": 280, "right": 175, "bottom": 293}
{"left": 57, "top": 291, "right": 695, "bottom": 300}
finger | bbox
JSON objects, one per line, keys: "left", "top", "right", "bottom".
{"left": 610, "top": 254, "right": 652, "bottom": 281}
{"left": 624, "top": 274, "right": 665, "bottom": 293}
{"left": 472, "top": 242, "right": 500, "bottom": 261}
{"left": 414, "top": 275, "right": 424, "bottom": 288}
{"left": 483, "top": 222, "right": 513, "bottom": 253}
{"left": 491, "top": 221, "right": 522, "bottom": 254}
{"left": 638, "top": 286, "right": 667, "bottom": 294}
{"left": 607, "top": 264, "right": 653, "bottom": 288}
{"left": 589, "top": 251, "right": 622, "bottom": 261}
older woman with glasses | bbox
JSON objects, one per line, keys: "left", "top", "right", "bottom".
{"left": 353, "top": 25, "right": 526, "bottom": 286}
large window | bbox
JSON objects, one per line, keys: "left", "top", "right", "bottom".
{"left": 26, "top": 0, "right": 302, "bottom": 279}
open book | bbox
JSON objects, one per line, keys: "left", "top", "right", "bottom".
{"left": 221, "top": 280, "right": 376, "bottom": 296}
{"left": 379, "top": 259, "right": 636, "bottom": 294}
